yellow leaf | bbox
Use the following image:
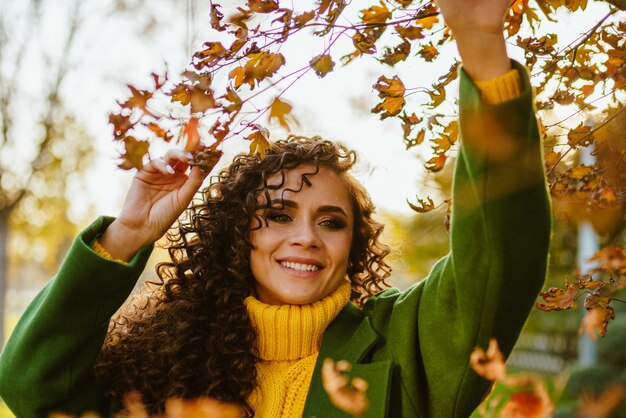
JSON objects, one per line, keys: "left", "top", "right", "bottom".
{"left": 184, "top": 117, "right": 201, "bottom": 152}
{"left": 360, "top": 1, "right": 392, "bottom": 24}
{"left": 309, "top": 54, "right": 335, "bottom": 78}
{"left": 119, "top": 136, "right": 150, "bottom": 170}
{"left": 246, "top": 125, "right": 271, "bottom": 158}
{"left": 567, "top": 123, "right": 593, "bottom": 147}
{"left": 424, "top": 152, "right": 447, "bottom": 172}
{"left": 372, "top": 96, "right": 406, "bottom": 119}
{"left": 417, "top": 15, "right": 438, "bottom": 29}
{"left": 394, "top": 24, "right": 424, "bottom": 40}
{"left": 269, "top": 97, "right": 295, "bottom": 130}
{"left": 419, "top": 43, "right": 439, "bottom": 62}
{"left": 407, "top": 196, "right": 435, "bottom": 213}
{"left": 429, "top": 87, "right": 446, "bottom": 107}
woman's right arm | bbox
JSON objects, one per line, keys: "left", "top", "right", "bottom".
{"left": 0, "top": 150, "right": 213, "bottom": 417}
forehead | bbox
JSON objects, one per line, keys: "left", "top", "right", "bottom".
{"left": 263, "top": 164, "right": 352, "bottom": 207}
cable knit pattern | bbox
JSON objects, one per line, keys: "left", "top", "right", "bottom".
{"left": 245, "top": 282, "right": 350, "bottom": 417}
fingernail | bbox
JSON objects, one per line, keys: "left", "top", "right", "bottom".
{"left": 185, "top": 152, "right": 193, "bottom": 159}
{"left": 166, "top": 165, "right": 175, "bottom": 175}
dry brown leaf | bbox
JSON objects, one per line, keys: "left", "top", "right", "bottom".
{"left": 469, "top": 338, "right": 506, "bottom": 382}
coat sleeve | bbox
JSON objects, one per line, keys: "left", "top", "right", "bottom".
{"left": 0, "top": 216, "right": 153, "bottom": 418}
{"left": 366, "top": 60, "right": 552, "bottom": 418}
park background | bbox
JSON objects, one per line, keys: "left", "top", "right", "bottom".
{"left": 0, "top": 0, "right": 624, "bottom": 416}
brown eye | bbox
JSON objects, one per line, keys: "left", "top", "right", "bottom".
{"left": 266, "top": 212, "right": 292, "bottom": 223}
{"left": 319, "top": 219, "right": 346, "bottom": 230}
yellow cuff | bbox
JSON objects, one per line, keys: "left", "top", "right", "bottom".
{"left": 92, "top": 239, "right": 129, "bottom": 266}
{"left": 474, "top": 69, "right": 522, "bottom": 105}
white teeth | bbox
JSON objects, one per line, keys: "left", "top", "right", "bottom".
{"left": 280, "top": 261, "right": 320, "bottom": 272}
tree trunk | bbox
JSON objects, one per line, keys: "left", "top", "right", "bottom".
{"left": 0, "top": 206, "right": 10, "bottom": 349}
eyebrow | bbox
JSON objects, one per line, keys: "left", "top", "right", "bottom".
{"left": 268, "top": 199, "right": 349, "bottom": 217}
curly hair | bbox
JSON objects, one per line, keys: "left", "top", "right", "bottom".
{"left": 94, "top": 135, "right": 391, "bottom": 414}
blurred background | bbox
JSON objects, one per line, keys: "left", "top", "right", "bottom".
{"left": 0, "top": 0, "right": 624, "bottom": 416}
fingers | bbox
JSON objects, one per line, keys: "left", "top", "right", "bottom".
{"left": 146, "top": 149, "right": 194, "bottom": 176}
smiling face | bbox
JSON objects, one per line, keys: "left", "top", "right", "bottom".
{"left": 249, "top": 164, "right": 354, "bottom": 305}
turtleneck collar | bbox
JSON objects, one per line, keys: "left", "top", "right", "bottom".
{"left": 244, "top": 282, "right": 351, "bottom": 361}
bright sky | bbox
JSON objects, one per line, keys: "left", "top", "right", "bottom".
{"left": 4, "top": 0, "right": 615, "bottom": 225}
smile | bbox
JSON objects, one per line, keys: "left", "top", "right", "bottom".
{"left": 279, "top": 261, "right": 321, "bottom": 272}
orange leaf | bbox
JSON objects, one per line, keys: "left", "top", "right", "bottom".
{"left": 589, "top": 246, "right": 626, "bottom": 273}
{"left": 373, "top": 75, "right": 405, "bottom": 97}
{"left": 229, "top": 66, "right": 250, "bottom": 90}
{"left": 170, "top": 84, "right": 192, "bottom": 106}
{"left": 245, "top": 51, "right": 286, "bottom": 84}
{"left": 147, "top": 123, "right": 173, "bottom": 142}
{"left": 382, "top": 40, "right": 411, "bottom": 66}
{"left": 246, "top": 0, "right": 279, "bottom": 13}
{"left": 395, "top": 24, "right": 424, "bottom": 40}
{"left": 321, "top": 358, "right": 369, "bottom": 418}
{"left": 567, "top": 123, "right": 593, "bottom": 147}
{"left": 428, "top": 87, "right": 446, "bottom": 107}
{"left": 294, "top": 10, "right": 316, "bottom": 27}
{"left": 419, "top": 43, "right": 439, "bottom": 62}
{"left": 309, "top": 54, "right": 335, "bottom": 78}
{"left": 578, "top": 385, "right": 626, "bottom": 418}
{"left": 269, "top": 97, "right": 295, "bottom": 130}
{"left": 536, "top": 280, "right": 578, "bottom": 311}
{"left": 432, "top": 134, "right": 453, "bottom": 153}
{"left": 109, "top": 113, "right": 133, "bottom": 140}
{"left": 501, "top": 389, "right": 554, "bottom": 418}
{"left": 190, "top": 89, "right": 217, "bottom": 114}
{"left": 245, "top": 124, "right": 271, "bottom": 158}
{"left": 408, "top": 196, "right": 435, "bottom": 213}
{"left": 469, "top": 338, "right": 506, "bottom": 381}
{"left": 417, "top": 15, "right": 438, "bottom": 29}
{"left": 424, "top": 153, "right": 447, "bottom": 172}
{"left": 360, "top": 1, "right": 391, "bottom": 24}
{"left": 582, "top": 292, "right": 615, "bottom": 338}
{"left": 184, "top": 118, "right": 201, "bottom": 152}
{"left": 121, "top": 85, "right": 153, "bottom": 113}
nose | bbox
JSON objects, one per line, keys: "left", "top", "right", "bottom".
{"left": 289, "top": 219, "right": 321, "bottom": 249}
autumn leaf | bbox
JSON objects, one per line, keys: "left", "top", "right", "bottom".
{"left": 294, "top": 10, "right": 316, "bottom": 27}
{"left": 246, "top": 124, "right": 271, "bottom": 158}
{"left": 408, "top": 196, "right": 435, "bottom": 213}
{"left": 229, "top": 66, "right": 252, "bottom": 90}
{"left": 424, "top": 152, "right": 447, "bottom": 172}
{"left": 118, "top": 136, "right": 149, "bottom": 170}
{"left": 269, "top": 97, "right": 296, "bottom": 130}
{"left": 581, "top": 291, "right": 615, "bottom": 338}
{"left": 109, "top": 113, "right": 133, "bottom": 140}
{"left": 164, "top": 397, "right": 246, "bottom": 418}
{"left": 395, "top": 24, "right": 423, "bottom": 40}
{"left": 381, "top": 40, "right": 411, "bottom": 66}
{"left": 120, "top": 85, "right": 153, "bottom": 113}
{"left": 399, "top": 112, "right": 422, "bottom": 139}
{"left": 428, "top": 87, "right": 446, "bottom": 107}
{"left": 372, "top": 75, "right": 406, "bottom": 119}
{"left": 418, "top": 42, "right": 439, "bottom": 62}
{"left": 321, "top": 358, "right": 369, "bottom": 418}
{"left": 183, "top": 117, "right": 201, "bottom": 152}
{"left": 170, "top": 84, "right": 192, "bottom": 106}
{"left": 210, "top": 4, "right": 226, "bottom": 31}
{"left": 373, "top": 75, "right": 405, "bottom": 97}
{"left": 567, "top": 123, "right": 593, "bottom": 147}
{"left": 500, "top": 388, "right": 554, "bottom": 418}
{"left": 589, "top": 246, "right": 626, "bottom": 274}
{"left": 209, "top": 120, "right": 231, "bottom": 143}
{"left": 578, "top": 385, "right": 626, "bottom": 418}
{"left": 221, "top": 88, "right": 243, "bottom": 116}
{"left": 469, "top": 338, "right": 506, "bottom": 381}
{"left": 245, "top": 51, "right": 286, "bottom": 84}
{"left": 309, "top": 54, "right": 335, "bottom": 78}
{"left": 246, "top": 0, "right": 279, "bottom": 13}
{"left": 147, "top": 123, "right": 173, "bottom": 142}
{"left": 360, "top": 1, "right": 391, "bottom": 25}
{"left": 432, "top": 134, "right": 454, "bottom": 153}
{"left": 193, "top": 41, "right": 228, "bottom": 68}
{"left": 352, "top": 31, "right": 379, "bottom": 55}
{"left": 190, "top": 88, "right": 217, "bottom": 114}
{"left": 417, "top": 15, "right": 438, "bottom": 29}
{"left": 536, "top": 280, "right": 578, "bottom": 311}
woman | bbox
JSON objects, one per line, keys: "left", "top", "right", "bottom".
{"left": 0, "top": 0, "right": 552, "bottom": 416}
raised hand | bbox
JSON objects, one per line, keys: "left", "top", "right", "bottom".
{"left": 99, "top": 148, "right": 217, "bottom": 261}
{"left": 434, "top": 0, "right": 512, "bottom": 80}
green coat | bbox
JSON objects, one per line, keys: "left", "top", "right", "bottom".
{"left": 0, "top": 61, "right": 551, "bottom": 418}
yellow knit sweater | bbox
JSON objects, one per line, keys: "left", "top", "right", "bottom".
{"left": 244, "top": 282, "right": 351, "bottom": 417}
